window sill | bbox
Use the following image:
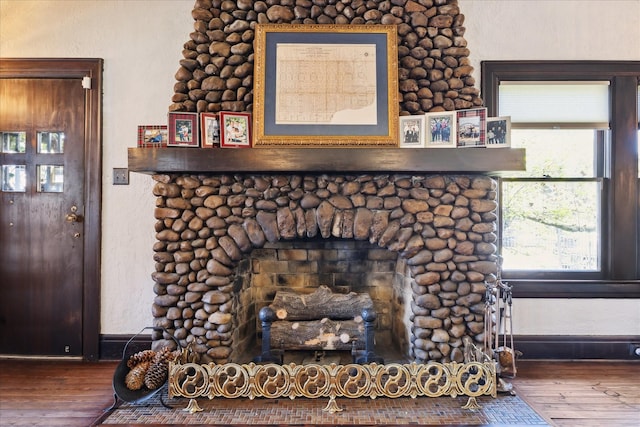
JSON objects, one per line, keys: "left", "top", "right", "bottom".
{"left": 507, "top": 279, "right": 640, "bottom": 298}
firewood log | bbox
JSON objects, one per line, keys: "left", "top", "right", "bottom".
{"left": 268, "top": 285, "right": 373, "bottom": 320}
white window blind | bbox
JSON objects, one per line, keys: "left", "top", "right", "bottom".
{"left": 498, "top": 81, "right": 610, "bottom": 127}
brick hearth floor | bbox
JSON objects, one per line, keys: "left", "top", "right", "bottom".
{"left": 98, "top": 390, "right": 550, "bottom": 426}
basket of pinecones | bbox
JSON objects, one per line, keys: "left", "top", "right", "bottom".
{"left": 111, "top": 327, "right": 182, "bottom": 405}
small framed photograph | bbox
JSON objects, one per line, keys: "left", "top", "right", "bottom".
{"left": 220, "top": 111, "right": 252, "bottom": 148}
{"left": 486, "top": 116, "right": 511, "bottom": 148}
{"left": 168, "top": 112, "right": 199, "bottom": 147}
{"left": 200, "top": 113, "right": 221, "bottom": 148}
{"left": 425, "top": 111, "right": 457, "bottom": 148}
{"left": 137, "top": 125, "right": 167, "bottom": 148}
{"left": 399, "top": 115, "right": 425, "bottom": 148}
{"left": 456, "top": 108, "right": 487, "bottom": 148}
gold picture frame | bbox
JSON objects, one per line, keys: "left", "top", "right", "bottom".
{"left": 253, "top": 24, "right": 399, "bottom": 148}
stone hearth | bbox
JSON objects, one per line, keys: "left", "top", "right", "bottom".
{"left": 149, "top": 171, "right": 498, "bottom": 364}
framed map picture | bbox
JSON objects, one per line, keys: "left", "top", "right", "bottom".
{"left": 252, "top": 24, "right": 399, "bottom": 148}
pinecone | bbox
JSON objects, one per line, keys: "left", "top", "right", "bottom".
{"left": 126, "top": 349, "right": 156, "bottom": 369}
{"left": 169, "top": 349, "right": 181, "bottom": 363}
{"left": 125, "top": 361, "right": 150, "bottom": 390}
{"left": 144, "top": 347, "right": 172, "bottom": 390}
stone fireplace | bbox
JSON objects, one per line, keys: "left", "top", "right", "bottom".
{"left": 133, "top": 0, "right": 525, "bottom": 365}
{"left": 149, "top": 171, "right": 499, "bottom": 364}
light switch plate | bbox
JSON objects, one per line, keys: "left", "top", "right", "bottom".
{"left": 113, "top": 168, "right": 129, "bottom": 185}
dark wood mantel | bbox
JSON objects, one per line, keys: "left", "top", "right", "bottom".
{"left": 128, "top": 147, "right": 525, "bottom": 175}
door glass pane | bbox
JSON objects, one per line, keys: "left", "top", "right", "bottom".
{"left": 37, "top": 131, "right": 64, "bottom": 153}
{"left": 501, "top": 180, "right": 600, "bottom": 271}
{"left": 1, "top": 131, "right": 27, "bottom": 153}
{"left": 1, "top": 165, "right": 26, "bottom": 192}
{"left": 37, "top": 165, "right": 63, "bottom": 192}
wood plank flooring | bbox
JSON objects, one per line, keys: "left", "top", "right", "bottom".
{"left": 0, "top": 359, "right": 638, "bottom": 426}
{"left": 0, "top": 359, "right": 116, "bottom": 426}
{"left": 511, "top": 361, "right": 639, "bottom": 427}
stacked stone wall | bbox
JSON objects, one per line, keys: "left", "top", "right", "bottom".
{"left": 150, "top": 173, "right": 498, "bottom": 364}
{"left": 171, "top": 0, "right": 481, "bottom": 115}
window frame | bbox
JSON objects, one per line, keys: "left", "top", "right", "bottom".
{"left": 481, "top": 61, "right": 640, "bottom": 298}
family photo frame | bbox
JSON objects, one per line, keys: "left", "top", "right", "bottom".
{"left": 220, "top": 111, "right": 252, "bottom": 148}
{"left": 425, "top": 111, "right": 457, "bottom": 148}
{"left": 456, "top": 108, "right": 487, "bottom": 148}
{"left": 252, "top": 24, "right": 399, "bottom": 148}
{"left": 168, "top": 113, "right": 199, "bottom": 147}
{"left": 486, "top": 116, "right": 511, "bottom": 148}
{"left": 137, "top": 125, "right": 167, "bottom": 148}
{"left": 399, "top": 115, "right": 425, "bottom": 148}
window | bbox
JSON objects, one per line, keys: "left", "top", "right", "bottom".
{"left": 482, "top": 62, "right": 640, "bottom": 297}
{"left": 499, "top": 83, "right": 606, "bottom": 274}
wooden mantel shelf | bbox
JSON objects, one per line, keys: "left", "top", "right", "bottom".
{"left": 128, "top": 147, "right": 525, "bottom": 175}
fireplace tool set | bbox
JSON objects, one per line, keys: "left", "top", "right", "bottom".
{"left": 483, "top": 256, "right": 519, "bottom": 394}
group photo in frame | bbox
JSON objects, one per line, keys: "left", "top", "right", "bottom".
{"left": 486, "top": 116, "right": 511, "bottom": 148}
{"left": 219, "top": 111, "right": 252, "bottom": 148}
{"left": 252, "top": 24, "right": 399, "bottom": 148}
{"left": 137, "top": 125, "right": 168, "bottom": 148}
{"left": 425, "top": 111, "right": 457, "bottom": 148}
{"left": 399, "top": 115, "right": 425, "bottom": 148}
{"left": 168, "top": 112, "right": 199, "bottom": 147}
{"left": 200, "top": 113, "right": 221, "bottom": 148}
{"left": 456, "top": 108, "right": 487, "bottom": 147}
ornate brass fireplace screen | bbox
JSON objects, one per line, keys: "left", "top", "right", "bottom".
{"left": 168, "top": 360, "right": 497, "bottom": 414}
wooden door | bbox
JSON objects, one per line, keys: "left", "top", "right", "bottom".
{"left": 0, "top": 59, "right": 102, "bottom": 359}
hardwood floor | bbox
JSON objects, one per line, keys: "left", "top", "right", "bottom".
{"left": 0, "top": 359, "right": 638, "bottom": 426}
{"left": 0, "top": 359, "right": 116, "bottom": 426}
{"left": 511, "top": 361, "right": 639, "bottom": 427}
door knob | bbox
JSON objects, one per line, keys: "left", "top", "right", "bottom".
{"left": 66, "top": 205, "right": 82, "bottom": 223}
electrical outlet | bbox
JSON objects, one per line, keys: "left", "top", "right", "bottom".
{"left": 113, "top": 168, "right": 129, "bottom": 185}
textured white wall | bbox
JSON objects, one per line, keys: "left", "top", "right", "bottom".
{"left": 462, "top": 0, "right": 640, "bottom": 84}
{"left": 1, "top": 0, "right": 638, "bottom": 336}
{"left": 514, "top": 299, "right": 640, "bottom": 335}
